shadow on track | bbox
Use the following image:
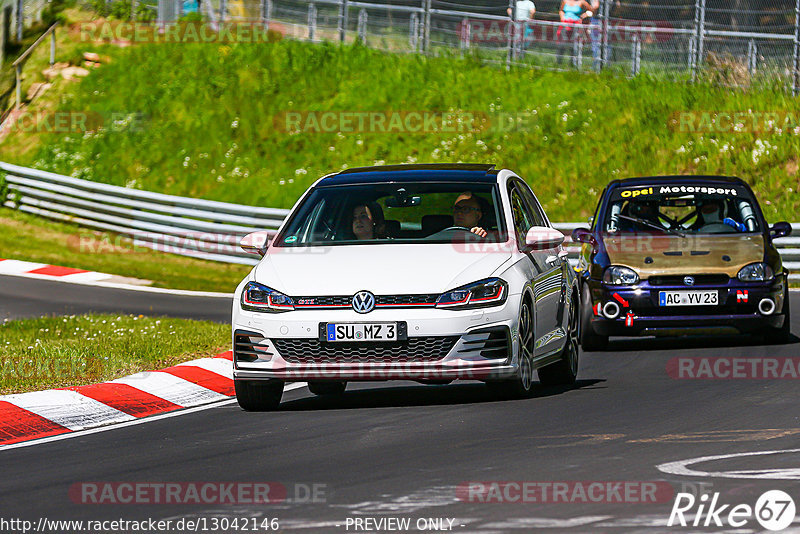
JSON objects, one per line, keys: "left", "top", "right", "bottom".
{"left": 279, "top": 379, "right": 605, "bottom": 411}
{"left": 589, "top": 332, "right": 800, "bottom": 354}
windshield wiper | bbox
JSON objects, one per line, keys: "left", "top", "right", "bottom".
{"left": 617, "top": 214, "right": 686, "bottom": 238}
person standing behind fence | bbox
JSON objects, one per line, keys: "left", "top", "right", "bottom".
{"left": 583, "top": 0, "right": 601, "bottom": 70}
{"left": 557, "top": 0, "right": 594, "bottom": 65}
{"left": 507, "top": 0, "right": 536, "bottom": 51}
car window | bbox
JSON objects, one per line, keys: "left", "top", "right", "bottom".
{"left": 603, "top": 183, "right": 762, "bottom": 235}
{"left": 515, "top": 179, "right": 548, "bottom": 227}
{"left": 275, "top": 182, "right": 508, "bottom": 246}
{"left": 508, "top": 186, "right": 536, "bottom": 247}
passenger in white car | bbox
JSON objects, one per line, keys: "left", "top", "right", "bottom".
{"left": 351, "top": 202, "right": 387, "bottom": 240}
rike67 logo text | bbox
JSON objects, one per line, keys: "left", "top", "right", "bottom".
{"left": 668, "top": 490, "right": 796, "bottom": 531}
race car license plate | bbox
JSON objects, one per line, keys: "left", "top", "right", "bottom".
{"left": 659, "top": 290, "right": 718, "bottom": 306}
{"left": 325, "top": 323, "right": 398, "bottom": 342}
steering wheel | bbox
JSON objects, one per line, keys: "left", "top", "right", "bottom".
{"left": 441, "top": 226, "right": 473, "bottom": 232}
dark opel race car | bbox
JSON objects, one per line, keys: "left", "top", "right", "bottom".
{"left": 571, "top": 176, "right": 792, "bottom": 349}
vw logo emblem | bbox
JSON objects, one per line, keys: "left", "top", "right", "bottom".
{"left": 352, "top": 291, "right": 375, "bottom": 314}
{"left": 684, "top": 276, "right": 695, "bottom": 286}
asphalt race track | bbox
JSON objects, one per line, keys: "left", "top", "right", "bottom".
{"left": 1, "top": 277, "right": 799, "bottom": 532}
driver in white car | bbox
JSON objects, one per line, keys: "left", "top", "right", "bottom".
{"left": 453, "top": 192, "right": 489, "bottom": 237}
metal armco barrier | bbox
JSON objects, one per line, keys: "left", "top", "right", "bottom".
{"left": 1, "top": 161, "right": 798, "bottom": 279}
{"left": 0, "top": 161, "right": 289, "bottom": 265}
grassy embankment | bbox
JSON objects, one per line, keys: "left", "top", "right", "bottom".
{"left": 0, "top": 313, "right": 229, "bottom": 394}
{"left": 1, "top": 28, "right": 798, "bottom": 289}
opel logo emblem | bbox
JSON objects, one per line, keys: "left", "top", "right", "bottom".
{"left": 352, "top": 291, "right": 375, "bottom": 314}
{"left": 684, "top": 276, "right": 695, "bottom": 286}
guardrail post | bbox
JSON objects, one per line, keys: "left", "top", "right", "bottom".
{"left": 219, "top": 0, "right": 226, "bottom": 24}
{"left": 308, "top": 3, "right": 317, "bottom": 41}
{"left": 409, "top": 11, "right": 419, "bottom": 51}
{"left": 601, "top": 0, "right": 611, "bottom": 69}
{"left": 460, "top": 17, "right": 469, "bottom": 51}
{"left": 339, "top": 0, "right": 349, "bottom": 42}
{"left": 631, "top": 32, "right": 640, "bottom": 76}
{"left": 356, "top": 8, "right": 367, "bottom": 43}
{"left": 262, "top": 0, "right": 271, "bottom": 31}
{"left": 573, "top": 25, "right": 582, "bottom": 69}
{"left": 175, "top": 0, "right": 183, "bottom": 19}
{"left": 794, "top": 0, "right": 800, "bottom": 95}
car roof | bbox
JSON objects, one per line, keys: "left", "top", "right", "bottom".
{"left": 608, "top": 175, "right": 749, "bottom": 189}
{"left": 317, "top": 164, "right": 499, "bottom": 186}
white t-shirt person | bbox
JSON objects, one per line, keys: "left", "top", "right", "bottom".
{"left": 508, "top": 0, "right": 536, "bottom": 21}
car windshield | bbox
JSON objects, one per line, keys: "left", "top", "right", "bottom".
{"left": 275, "top": 182, "right": 507, "bottom": 246}
{"left": 602, "top": 183, "right": 762, "bottom": 236}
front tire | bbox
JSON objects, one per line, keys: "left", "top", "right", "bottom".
{"left": 538, "top": 296, "right": 580, "bottom": 386}
{"left": 234, "top": 379, "right": 284, "bottom": 411}
{"left": 308, "top": 381, "right": 347, "bottom": 396}
{"left": 486, "top": 298, "right": 535, "bottom": 399}
{"left": 579, "top": 283, "right": 608, "bottom": 351}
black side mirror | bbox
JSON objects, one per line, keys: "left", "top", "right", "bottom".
{"left": 571, "top": 227, "right": 597, "bottom": 247}
{"left": 770, "top": 221, "right": 792, "bottom": 239}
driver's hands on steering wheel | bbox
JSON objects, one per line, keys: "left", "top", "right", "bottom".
{"left": 470, "top": 227, "right": 488, "bottom": 238}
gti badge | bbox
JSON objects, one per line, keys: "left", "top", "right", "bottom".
{"left": 352, "top": 291, "right": 376, "bottom": 314}
{"left": 683, "top": 276, "right": 695, "bottom": 286}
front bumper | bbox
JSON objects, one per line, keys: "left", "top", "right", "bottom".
{"left": 585, "top": 277, "right": 787, "bottom": 336}
{"left": 232, "top": 300, "right": 520, "bottom": 382}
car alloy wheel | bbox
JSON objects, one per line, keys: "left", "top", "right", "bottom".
{"left": 539, "top": 296, "right": 580, "bottom": 386}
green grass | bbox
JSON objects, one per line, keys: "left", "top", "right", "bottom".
{"left": 0, "top": 313, "right": 229, "bottom": 394}
{"left": 2, "top": 38, "right": 798, "bottom": 224}
{"left": 0, "top": 208, "right": 250, "bottom": 292}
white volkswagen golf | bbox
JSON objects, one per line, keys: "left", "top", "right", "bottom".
{"left": 232, "top": 164, "right": 580, "bottom": 410}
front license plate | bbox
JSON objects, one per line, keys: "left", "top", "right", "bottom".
{"left": 659, "top": 290, "right": 719, "bottom": 306}
{"left": 325, "top": 323, "right": 398, "bottom": 342}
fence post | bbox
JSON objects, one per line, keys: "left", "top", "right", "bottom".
{"left": 696, "top": 0, "right": 706, "bottom": 78}
{"left": 794, "top": 0, "right": 800, "bottom": 95}
{"left": 219, "top": 0, "right": 226, "bottom": 24}
{"left": 505, "top": 0, "right": 513, "bottom": 69}
{"left": 601, "top": 0, "right": 611, "bottom": 68}
{"left": 262, "top": 0, "right": 271, "bottom": 31}
{"left": 15, "top": 0, "right": 22, "bottom": 41}
{"left": 688, "top": 34, "right": 696, "bottom": 73}
{"left": 409, "top": 11, "right": 419, "bottom": 50}
{"left": 573, "top": 25, "right": 582, "bottom": 69}
{"left": 460, "top": 17, "right": 469, "bottom": 51}
{"left": 356, "top": 8, "right": 366, "bottom": 43}
{"left": 339, "top": 0, "right": 349, "bottom": 42}
{"left": 747, "top": 39, "right": 757, "bottom": 76}
{"left": 631, "top": 32, "right": 640, "bottom": 76}
{"left": 175, "top": 0, "right": 183, "bottom": 19}
{"left": 423, "top": 0, "right": 431, "bottom": 54}
{"left": 308, "top": 3, "right": 317, "bottom": 41}
{"left": 15, "top": 63, "right": 21, "bottom": 110}
{"left": 131, "top": 0, "right": 137, "bottom": 20}
{"left": 49, "top": 25, "right": 55, "bottom": 66}
{"left": 0, "top": 7, "right": 9, "bottom": 66}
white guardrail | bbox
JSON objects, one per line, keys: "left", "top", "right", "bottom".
{"left": 1, "top": 161, "right": 799, "bottom": 279}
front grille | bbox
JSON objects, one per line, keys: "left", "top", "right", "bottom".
{"left": 293, "top": 294, "right": 438, "bottom": 309}
{"left": 648, "top": 274, "right": 730, "bottom": 286}
{"left": 272, "top": 336, "right": 458, "bottom": 364}
{"left": 457, "top": 326, "right": 511, "bottom": 359}
{"left": 234, "top": 331, "right": 273, "bottom": 363}
{"left": 377, "top": 294, "right": 438, "bottom": 306}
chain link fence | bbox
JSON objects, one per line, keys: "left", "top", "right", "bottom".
{"left": 141, "top": 0, "right": 795, "bottom": 92}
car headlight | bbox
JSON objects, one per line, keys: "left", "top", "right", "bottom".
{"left": 603, "top": 265, "right": 639, "bottom": 285}
{"left": 241, "top": 281, "right": 294, "bottom": 312}
{"left": 737, "top": 262, "right": 774, "bottom": 282}
{"left": 436, "top": 278, "right": 508, "bottom": 309}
